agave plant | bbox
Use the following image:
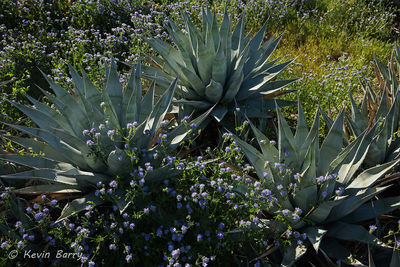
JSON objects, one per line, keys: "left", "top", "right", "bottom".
{"left": 326, "top": 45, "right": 400, "bottom": 168}
{"left": 141, "top": 7, "right": 296, "bottom": 122}
{"left": 0, "top": 60, "right": 210, "bottom": 222}
{"left": 232, "top": 100, "right": 400, "bottom": 265}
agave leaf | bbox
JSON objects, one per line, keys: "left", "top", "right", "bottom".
{"left": 326, "top": 221, "right": 377, "bottom": 244}
{"left": 327, "top": 186, "right": 389, "bottom": 221}
{"left": 239, "top": 76, "right": 296, "bottom": 101}
{"left": 167, "top": 107, "right": 213, "bottom": 149}
{"left": 338, "top": 123, "right": 377, "bottom": 185}
{"left": 82, "top": 70, "right": 104, "bottom": 109}
{"left": 36, "top": 86, "right": 80, "bottom": 128}
{"left": 300, "top": 138, "right": 317, "bottom": 187}
{"left": 219, "top": 8, "right": 231, "bottom": 66}
{"left": 222, "top": 71, "right": 245, "bottom": 104}
{"left": 68, "top": 63, "right": 85, "bottom": 95}
{"left": 348, "top": 91, "right": 368, "bottom": 135}
{"left": 1, "top": 196, "right": 34, "bottom": 242}
{"left": 294, "top": 141, "right": 317, "bottom": 212}
{"left": 139, "top": 81, "right": 155, "bottom": 123}
{"left": 182, "top": 11, "right": 203, "bottom": 51}
{"left": 40, "top": 70, "right": 89, "bottom": 136}
{"left": 4, "top": 124, "right": 89, "bottom": 169}
{"left": 247, "top": 58, "right": 279, "bottom": 81}
{"left": 299, "top": 109, "right": 320, "bottom": 161}
{"left": 146, "top": 79, "right": 177, "bottom": 135}
{"left": 107, "top": 147, "right": 130, "bottom": 175}
{"left": 375, "top": 89, "right": 390, "bottom": 120}
{"left": 328, "top": 131, "right": 363, "bottom": 173}
{"left": 372, "top": 118, "right": 392, "bottom": 165}
{"left": 5, "top": 136, "right": 72, "bottom": 164}
{"left": 166, "top": 19, "right": 191, "bottom": 52}
{"left": 342, "top": 196, "right": 400, "bottom": 223}
{"left": 110, "top": 189, "right": 130, "bottom": 213}
{"left": 304, "top": 227, "right": 327, "bottom": 252}
{"left": 374, "top": 55, "right": 390, "bottom": 81}
{"left": 13, "top": 184, "right": 81, "bottom": 195}
{"left": 48, "top": 126, "right": 108, "bottom": 172}
{"left": 276, "top": 102, "right": 298, "bottom": 167}
{"left": 294, "top": 98, "right": 308, "bottom": 145}
{"left": 231, "top": 133, "right": 268, "bottom": 181}
{"left": 100, "top": 81, "right": 122, "bottom": 131}
{"left": 1, "top": 169, "right": 79, "bottom": 185}
{"left": 179, "top": 85, "right": 203, "bottom": 101}
{"left": 281, "top": 243, "right": 307, "bottom": 267}
{"left": 245, "top": 34, "right": 283, "bottom": 79}
{"left": 211, "top": 105, "right": 228, "bottom": 122}
{"left": 252, "top": 79, "right": 298, "bottom": 99}
{"left": 391, "top": 247, "right": 400, "bottom": 267}
{"left": 258, "top": 59, "right": 294, "bottom": 85}
{"left": 240, "top": 60, "right": 298, "bottom": 97}
{"left": 123, "top": 60, "right": 140, "bottom": 126}
{"left": 197, "top": 38, "right": 215, "bottom": 84}
{"left": 145, "top": 38, "right": 185, "bottom": 74}
{"left": 55, "top": 192, "right": 104, "bottom": 223}
{"left": 23, "top": 94, "right": 73, "bottom": 133}
{"left": 248, "top": 19, "right": 268, "bottom": 55}
{"left": 306, "top": 197, "right": 346, "bottom": 224}
{"left": 319, "top": 104, "right": 334, "bottom": 131}
{"left": 205, "top": 79, "right": 224, "bottom": 103}
{"left": 130, "top": 121, "right": 147, "bottom": 147}
{"left": 293, "top": 185, "right": 318, "bottom": 215}
{"left": 211, "top": 43, "right": 227, "bottom": 86}
{"left": 368, "top": 245, "right": 376, "bottom": 267}
{"left": 0, "top": 154, "right": 75, "bottom": 171}
{"left": 318, "top": 109, "right": 344, "bottom": 176}
{"left": 249, "top": 121, "right": 279, "bottom": 161}
{"left": 141, "top": 65, "right": 175, "bottom": 89}
{"left": 319, "top": 237, "right": 350, "bottom": 260}
{"left": 202, "top": 7, "right": 211, "bottom": 35}
{"left": 176, "top": 62, "right": 206, "bottom": 95}
{"left": 231, "top": 13, "right": 245, "bottom": 51}
{"left": 346, "top": 113, "right": 363, "bottom": 138}
{"left": 5, "top": 99, "right": 63, "bottom": 131}
{"left": 174, "top": 99, "right": 213, "bottom": 110}
{"left": 347, "top": 159, "right": 399, "bottom": 189}
{"left": 44, "top": 125, "right": 89, "bottom": 151}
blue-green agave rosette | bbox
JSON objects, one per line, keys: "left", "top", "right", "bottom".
{"left": 0, "top": 60, "right": 210, "bottom": 222}
{"left": 231, "top": 99, "right": 400, "bottom": 265}
{"left": 142, "top": 7, "right": 297, "bottom": 122}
